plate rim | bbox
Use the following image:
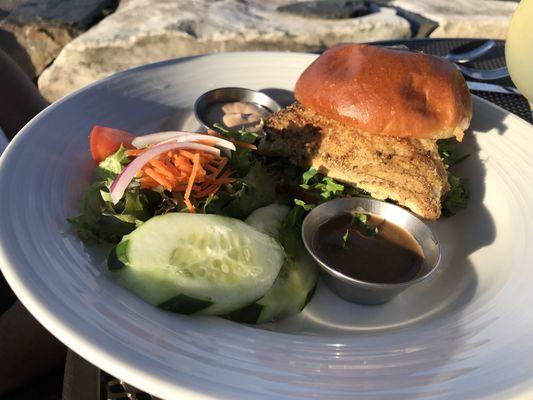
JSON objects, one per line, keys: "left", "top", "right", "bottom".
{"left": 1, "top": 51, "right": 533, "bottom": 400}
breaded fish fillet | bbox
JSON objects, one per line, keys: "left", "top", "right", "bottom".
{"left": 259, "top": 103, "right": 449, "bottom": 219}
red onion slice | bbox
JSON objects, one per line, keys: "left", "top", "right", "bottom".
{"left": 109, "top": 142, "right": 220, "bottom": 204}
{"left": 159, "top": 133, "right": 236, "bottom": 151}
{"left": 131, "top": 131, "right": 191, "bottom": 148}
{"left": 132, "top": 131, "right": 236, "bottom": 151}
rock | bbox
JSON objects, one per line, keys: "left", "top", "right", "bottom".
{"left": 390, "top": 6, "right": 439, "bottom": 37}
{"left": 390, "top": 0, "right": 518, "bottom": 39}
{"left": 0, "top": 0, "right": 117, "bottom": 78}
{"left": 0, "top": 0, "right": 22, "bottom": 19}
{"left": 0, "top": 22, "right": 75, "bottom": 78}
{"left": 4, "top": 0, "right": 117, "bottom": 26}
{"left": 277, "top": 0, "right": 377, "bottom": 19}
{"left": 38, "top": 0, "right": 410, "bottom": 101}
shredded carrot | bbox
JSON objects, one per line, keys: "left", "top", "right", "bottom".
{"left": 174, "top": 184, "right": 201, "bottom": 191}
{"left": 161, "top": 158, "right": 181, "bottom": 177}
{"left": 213, "top": 177, "right": 234, "bottom": 185}
{"left": 196, "top": 163, "right": 206, "bottom": 178}
{"left": 219, "top": 168, "right": 232, "bottom": 178}
{"left": 205, "top": 157, "right": 228, "bottom": 181}
{"left": 149, "top": 159, "right": 177, "bottom": 181}
{"left": 140, "top": 176, "right": 159, "bottom": 189}
{"left": 204, "top": 163, "right": 219, "bottom": 173}
{"left": 184, "top": 153, "right": 200, "bottom": 211}
{"left": 184, "top": 198, "right": 195, "bottom": 213}
{"left": 144, "top": 167, "right": 173, "bottom": 191}
{"left": 125, "top": 139, "right": 252, "bottom": 207}
{"left": 233, "top": 141, "right": 257, "bottom": 150}
{"left": 212, "top": 169, "right": 233, "bottom": 184}
{"left": 199, "top": 154, "right": 215, "bottom": 164}
{"left": 193, "top": 184, "right": 221, "bottom": 199}
{"left": 125, "top": 149, "right": 145, "bottom": 157}
{"left": 173, "top": 155, "right": 193, "bottom": 172}
{"left": 198, "top": 169, "right": 233, "bottom": 192}
{"left": 179, "top": 149, "right": 197, "bottom": 160}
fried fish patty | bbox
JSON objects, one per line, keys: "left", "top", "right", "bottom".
{"left": 259, "top": 103, "right": 449, "bottom": 219}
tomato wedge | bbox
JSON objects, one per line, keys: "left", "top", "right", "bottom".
{"left": 89, "top": 125, "right": 134, "bottom": 162}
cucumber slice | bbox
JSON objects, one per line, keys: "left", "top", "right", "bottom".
{"left": 109, "top": 213, "right": 285, "bottom": 315}
{"left": 232, "top": 204, "right": 318, "bottom": 324}
{"left": 244, "top": 203, "right": 288, "bottom": 238}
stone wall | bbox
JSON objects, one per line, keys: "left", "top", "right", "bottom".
{"left": 390, "top": 0, "right": 518, "bottom": 39}
{"left": 0, "top": 0, "right": 118, "bottom": 78}
{"left": 1, "top": 0, "right": 519, "bottom": 101}
{"left": 38, "top": 0, "right": 412, "bottom": 100}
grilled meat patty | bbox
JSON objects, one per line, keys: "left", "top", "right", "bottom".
{"left": 259, "top": 103, "right": 450, "bottom": 219}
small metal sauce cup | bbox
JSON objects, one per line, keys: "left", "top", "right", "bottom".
{"left": 302, "top": 197, "right": 441, "bottom": 305}
{"left": 194, "top": 87, "right": 281, "bottom": 131}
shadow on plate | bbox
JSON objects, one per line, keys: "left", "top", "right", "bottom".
{"left": 470, "top": 95, "right": 509, "bottom": 135}
{"left": 249, "top": 100, "right": 504, "bottom": 398}
{"left": 261, "top": 100, "right": 498, "bottom": 337}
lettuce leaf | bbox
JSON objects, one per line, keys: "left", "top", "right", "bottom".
{"left": 441, "top": 173, "right": 469, "bottom": 217}
{"left": 213, "top": 123, "right": 259, "bottom": 177}
{"left": 297, "top": 167, "right": 369, "bottom": 201}
{"left": 437, "top": 139, "right": 469, "bottom": 216}
{"left": 94, "top": 145, "right": 130, "bottom": 183}
{"left": 437, "top": 138, "right": 470, "bottom": 167}
{"left": 68, "top": 147, "right": 159, "bottom": 243}
{"left": 204, "top": 162, "right": 278, "bottom": 219}
{"left": 199, "top": 125, "right": 279, "bottom": 219}
{"left": 281, "top": 175, "right": 369, "bottom": 231}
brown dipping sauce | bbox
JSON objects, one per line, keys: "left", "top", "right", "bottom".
{"left": 312, "top": 213, "right": 425, "bottom": 284}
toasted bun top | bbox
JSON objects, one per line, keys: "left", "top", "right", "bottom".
{"left": 294, "top": 43, "right": 472, "bottom": 141}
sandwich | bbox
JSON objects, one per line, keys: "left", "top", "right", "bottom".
{"left": 259, "top": 43, "right": 472, "bottom": 219}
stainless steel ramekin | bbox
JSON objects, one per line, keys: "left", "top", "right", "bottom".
{"left": 302, "top": 197, "right": 441, "bottom": 305}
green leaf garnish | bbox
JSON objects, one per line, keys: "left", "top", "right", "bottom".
{"left": 301, "top": 167, "right": 318, "bottom": 185}
{"left": 203, "top": 162, "right": 277, "bottom": 219}
{"left": 437, "top": 138, "right": 470, "bottom": 167}
{"left": 294, "top": 198, "right": 314, "bottom": 211}
{"left": 341, "top": 229, "right": 350, "bottom": 248}
{"left": 281, "top": 199, "right": 316, "bottom": 230}
{"left": 441, "top": 173, "right": 469, "bottom": 217}
{"left": 317, "top": 177, "right": 344, "bottom": 199}
{"left": 94, "top": 145, "right": 131, "bottom": 184}
{"left": 339, "top": 212, "right": 379, "bottom": 247}
{"left": 211, "top": 123, "right": 260, "bottom": 177}
{"left": 68, "top": 147, "right": 161, "bottom": 243}
{"left": 352, "top": 212, "right": 368, "bottom": 224}
{"left": 212, "top": 123, "right": 259, "bottom": 144}
{"left": 437, "top": 139, "right": 470, "bottom": 216}
{"left": 350, "top": 212, "right": 379, "bottom": 237}
{"left": 299, "top": 167, "right": 346, "bottom": 199}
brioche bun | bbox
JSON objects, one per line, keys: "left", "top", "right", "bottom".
{"left": 294, "top": 43, "right": 472, "bottom": 141}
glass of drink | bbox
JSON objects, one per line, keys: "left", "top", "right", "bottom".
{"left": 505, "top": 0, "right": 533, "bottom": 113}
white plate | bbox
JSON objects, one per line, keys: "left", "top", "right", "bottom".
{"left": 1, "top": 52, "right": 533, "bottom": 400}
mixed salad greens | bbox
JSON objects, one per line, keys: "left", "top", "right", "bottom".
{"left": 69, "top": 124, "right": 468, "bottom": 323}
{"left": 437, "top": 138, "right": 470, "bottom": 217}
